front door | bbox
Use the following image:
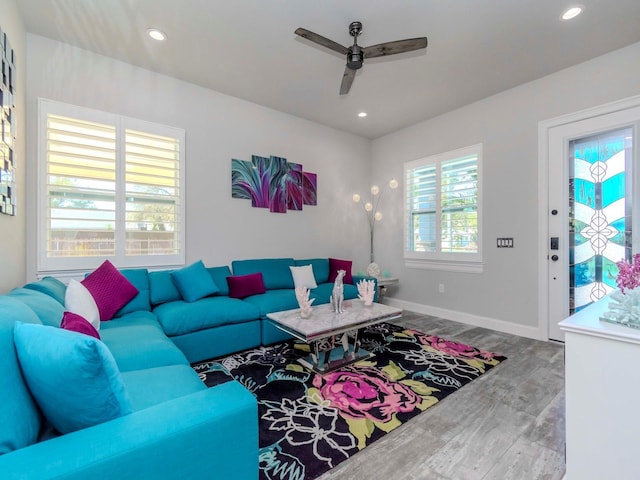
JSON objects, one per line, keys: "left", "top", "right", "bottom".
{"left": 547, "top": 105, "right": 639, "bottom": 341}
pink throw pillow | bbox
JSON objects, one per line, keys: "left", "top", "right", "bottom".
{"left": 81, "top": 260, "right": 139, "bottom": 321}
{"left": 328, "top": 258, "right": 353, "bottom": 284}
{"left": 227, "top": 273, "right": 266, "bottom": 299}
{"left": 60, "top": 311, "right": 101, "bottom": 340}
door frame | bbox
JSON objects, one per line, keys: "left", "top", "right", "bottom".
{"left": 538, "top": 94, "right": 640, "bottom": 341}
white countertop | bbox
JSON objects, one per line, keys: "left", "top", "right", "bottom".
{"left": 559, "top": 294, "right": 640, "bottom": 345}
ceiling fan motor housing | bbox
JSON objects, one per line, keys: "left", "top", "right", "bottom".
{"left": 347, "top": 45, "right": 364, "bottom": 69}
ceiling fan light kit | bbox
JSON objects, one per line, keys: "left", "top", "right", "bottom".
{"left": 295, "top": 21, "right": 427, "bottom": 95}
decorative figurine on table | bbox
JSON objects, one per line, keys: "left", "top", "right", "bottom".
{"left": 357, "top": 279, "right": 376, "bottom": 306}
{"left": 330, "top": 270, "right": 345, "bottom": 313}
{"left": 295, "top": 286, "right": 315, "bottom": 318}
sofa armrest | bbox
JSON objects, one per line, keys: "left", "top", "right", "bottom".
{"left": 351, "top": 275, "right": 379, "bottom": 302}
{"left": 0, "top": 381, "right": 258, "bottom": 480}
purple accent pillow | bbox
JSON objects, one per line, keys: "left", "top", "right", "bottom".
{"left": 227, "top": 273, "right": 266, "bottom": 299}
{"left": 329, "top": 258, "right": 353, "bottom": 284}
{"left": 60, "top": 311, "right": 101, "bottom": 340}
{"left": 81, "top": 260, "right": 139, "bottom": 321}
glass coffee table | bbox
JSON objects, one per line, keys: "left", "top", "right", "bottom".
{"left": 267, "top": 300, "right": 402, "bottom": 374}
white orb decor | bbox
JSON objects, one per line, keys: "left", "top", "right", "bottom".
{"left": 370, "top": 185, "right": 380, "bottom": 195}
{"left": 366, "top": 262, "right": 381, "bottom": 278}
{"left": 352, "top": 193, "right": 361, "bottom": 203}
{"left": 374, "top": 212, "right": 383, "bottom": 221}
{"left": 364, "top": 202, "right": 373, "bottom": 212}
{"left": 389, "top": 178, "right": 399, "bottom": 189}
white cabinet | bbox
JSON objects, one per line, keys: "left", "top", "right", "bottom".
{"left": 559, "top": 297, "right": 640, "bottom": 480}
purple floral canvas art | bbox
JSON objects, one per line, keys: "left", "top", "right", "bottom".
{"left": 231, "top": 155, "right": 317, "bottom": 213}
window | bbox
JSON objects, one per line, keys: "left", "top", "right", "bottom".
{"left": 38, "top": 100, "right": 185, "bottom": 272}
{"left": 404, "top": 143, "right": 483, "bottom": 273}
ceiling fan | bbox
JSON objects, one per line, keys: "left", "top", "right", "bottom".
{"left": 294, "top": 21, "right": 428, "bottom": 95}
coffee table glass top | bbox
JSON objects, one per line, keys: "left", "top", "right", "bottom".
{"left": 267, "top": 300, "right": 402, "bottom": 342}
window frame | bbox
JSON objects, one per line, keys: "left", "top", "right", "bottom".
{"left": 37, "top": 99, "right": 185, "bottom": 273}
{"left": 404, "top": 143, "right": 483, "bottom": 273}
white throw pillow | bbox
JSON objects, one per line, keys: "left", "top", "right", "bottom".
{"left": 65, "top": 279, "right": 101, "bottom": 331}
{"left": 289, "top": 265, "right": 318, "bottom": 289}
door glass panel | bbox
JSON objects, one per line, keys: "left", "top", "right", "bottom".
{"left": 569, "top": 127, "right": 633, "bottom": 314}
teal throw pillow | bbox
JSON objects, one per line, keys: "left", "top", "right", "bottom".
{"left": 171, "top": 260, "right": 219, "bottom": 302}
{"left": 13, "top": 322, "right": 132, "bottom": 434}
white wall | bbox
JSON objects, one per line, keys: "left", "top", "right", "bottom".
{"left": 24, "top": 34, "right": 373, "bottom": 280}
{"left": 0, "top": 0, "right": 26, "bottom": 293}
{"left": 372, "top": 41, "right": 640, "bottom": 337}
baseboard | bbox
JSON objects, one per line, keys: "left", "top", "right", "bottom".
{"left": 384, "top": 297, "right": 542, "bottom": 340}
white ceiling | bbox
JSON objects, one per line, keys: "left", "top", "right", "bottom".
{"left": 16, "top": 0, "right": 640, "bottom": 139}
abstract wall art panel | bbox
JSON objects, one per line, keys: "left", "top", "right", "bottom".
{"left": 231, "top": 155, "right": 317, "bottom": 214}
{"left": 287, "top": 163, "right": 303, "bottom": 211}
{"left": 0, "top": 25, "right": 16, "bottom": 216}
{"left": 302, "top": 172, "right": 317, "bottom": 206}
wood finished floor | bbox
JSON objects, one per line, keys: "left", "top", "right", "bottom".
{"left": 317, "top": 311, "right": 566, "bottom": 480}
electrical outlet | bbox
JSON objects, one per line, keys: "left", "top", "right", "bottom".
{"left": 438, "top": 284, "right": 445, "bottom": 293}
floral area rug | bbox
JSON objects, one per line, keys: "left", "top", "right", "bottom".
{"left": 192, "top": 322, "right": 506, "bottom": 480}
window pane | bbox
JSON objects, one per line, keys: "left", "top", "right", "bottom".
{"left": 46, "top": 114, "right": 116, "bottom": 258}
{"left": 412, "top": 212, "right": 436, "bottom": 252}
{"left": 125, "top": 129, "right": 181, "bottom": 256}
{"left": 441, "top": 154, "right": 478, "bottom": 253}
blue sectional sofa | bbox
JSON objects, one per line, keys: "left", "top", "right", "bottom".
{"left": 0, "top": 257, "right": 374, "bottom": 479}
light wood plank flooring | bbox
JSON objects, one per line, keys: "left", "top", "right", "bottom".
{"left": 318, "top": 311, "right": 566, "bottom": 480}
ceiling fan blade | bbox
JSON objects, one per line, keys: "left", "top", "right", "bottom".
{"left": 340, "top": 67, "right": 356, "bottom": 95}
{"left": 363, "top": 37, "right": 428, "bottom": 59}
{"left": 294, "top": 28, "right": 349, "bottom": 56}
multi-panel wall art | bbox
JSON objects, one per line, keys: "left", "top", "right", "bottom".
{"left": 231, "top": 155, "right": 317, "bottom": 213}
{"left": 0, "top": 25, "right": 16, "bottom": 216}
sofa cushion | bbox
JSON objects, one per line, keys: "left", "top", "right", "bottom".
{"left": 295, "top": 258, "right": 330, "bottom": 284}
{"left": 65, "top": 279, "right": 100, "bottom": 332}
{"left": 242, "top": 289, "right": 298, "bottom": 318}
{"left": 61, "top": 311, "right": 101, "bottom": 340}
{"left": 329, "top": 257, "right": 353, "bottom": 284}
{"left": 121, "top": 364, "right": 206, "bottom": 412}
{"left": 0, "top": 297, "right": 42, "bottom": 455}
{"left": 289, "top": 264, "right": 318, "bottom": 289}
{"left": 99, "top": 317, "right": 188, "bottom": 372}
{"left": 115, "top": 268, "right": 151, "bottom": 317}
{"left": 23, "top": 276, "right": 67, "bottom": 305}
{"left": 82, "top": 260, "right": 139, "bottom": 321}
{"left": 232, "top": 258, "right": 296, "bottom": 290}
{"left": 207, "top": 265, "right": 232, "bottom": 296}
{"left": 154, "top": 296, "right": 261, "bottom": 336}
{"left": 149, "top": 270, "right": 181, "bottom": 305}
{"left": 8, "top": 288, "right": 65, "bottom": 327}
{"left": 99, "top": 310, "right": 163, "bottom": 331}
{"left": 227, "top": 273, "right": 266, "bottom": 299}
{"left": 13, "top": 322, "right": 132, "bottom": 434}
{"left": 171, "top": 260, "right": 219, "bottom": 302}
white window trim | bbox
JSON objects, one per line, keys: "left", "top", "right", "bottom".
{"left": 403, "top": 143, "right": 483, "bottom": 274}
{"left": 37, "top": 98, "right": 186, "bottom": 274}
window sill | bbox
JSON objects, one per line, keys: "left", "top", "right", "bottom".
{"left": 404, "top": 258, "right": 484, "bottom": 274}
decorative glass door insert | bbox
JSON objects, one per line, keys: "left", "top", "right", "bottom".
{"left": 569, "top": 126, "right": 633, "bottom": 314}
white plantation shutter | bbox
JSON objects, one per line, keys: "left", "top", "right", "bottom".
{"left": 404, "top": 144, "right": 482, "bottom": 272}
{"left": 440, "top": 154, "right": 478, "bottom": 253}
{"left": 38, "top": 100, "right": 185, "bottom": 272}
{"left": 125, "top": 129, "right": 181, "bottom": 256}
{"left": 405, "top": 163, "right": 437, "bottom": 253}
{"left": 46, "top": 114, "right": 117, "bottom": 258}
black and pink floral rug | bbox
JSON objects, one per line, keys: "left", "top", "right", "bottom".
{"left": 192, "top": 322, "right": 506, "bottom": 480}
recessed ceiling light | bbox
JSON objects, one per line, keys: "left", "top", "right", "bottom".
{"left": 561, "top": 6, "right": 583, "bottom": 20}
{"left": 147, "top": 28, "right": 167, "bottom": 41}
{"left": 358, "top": 112, "right": 368, "bottom": 118}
